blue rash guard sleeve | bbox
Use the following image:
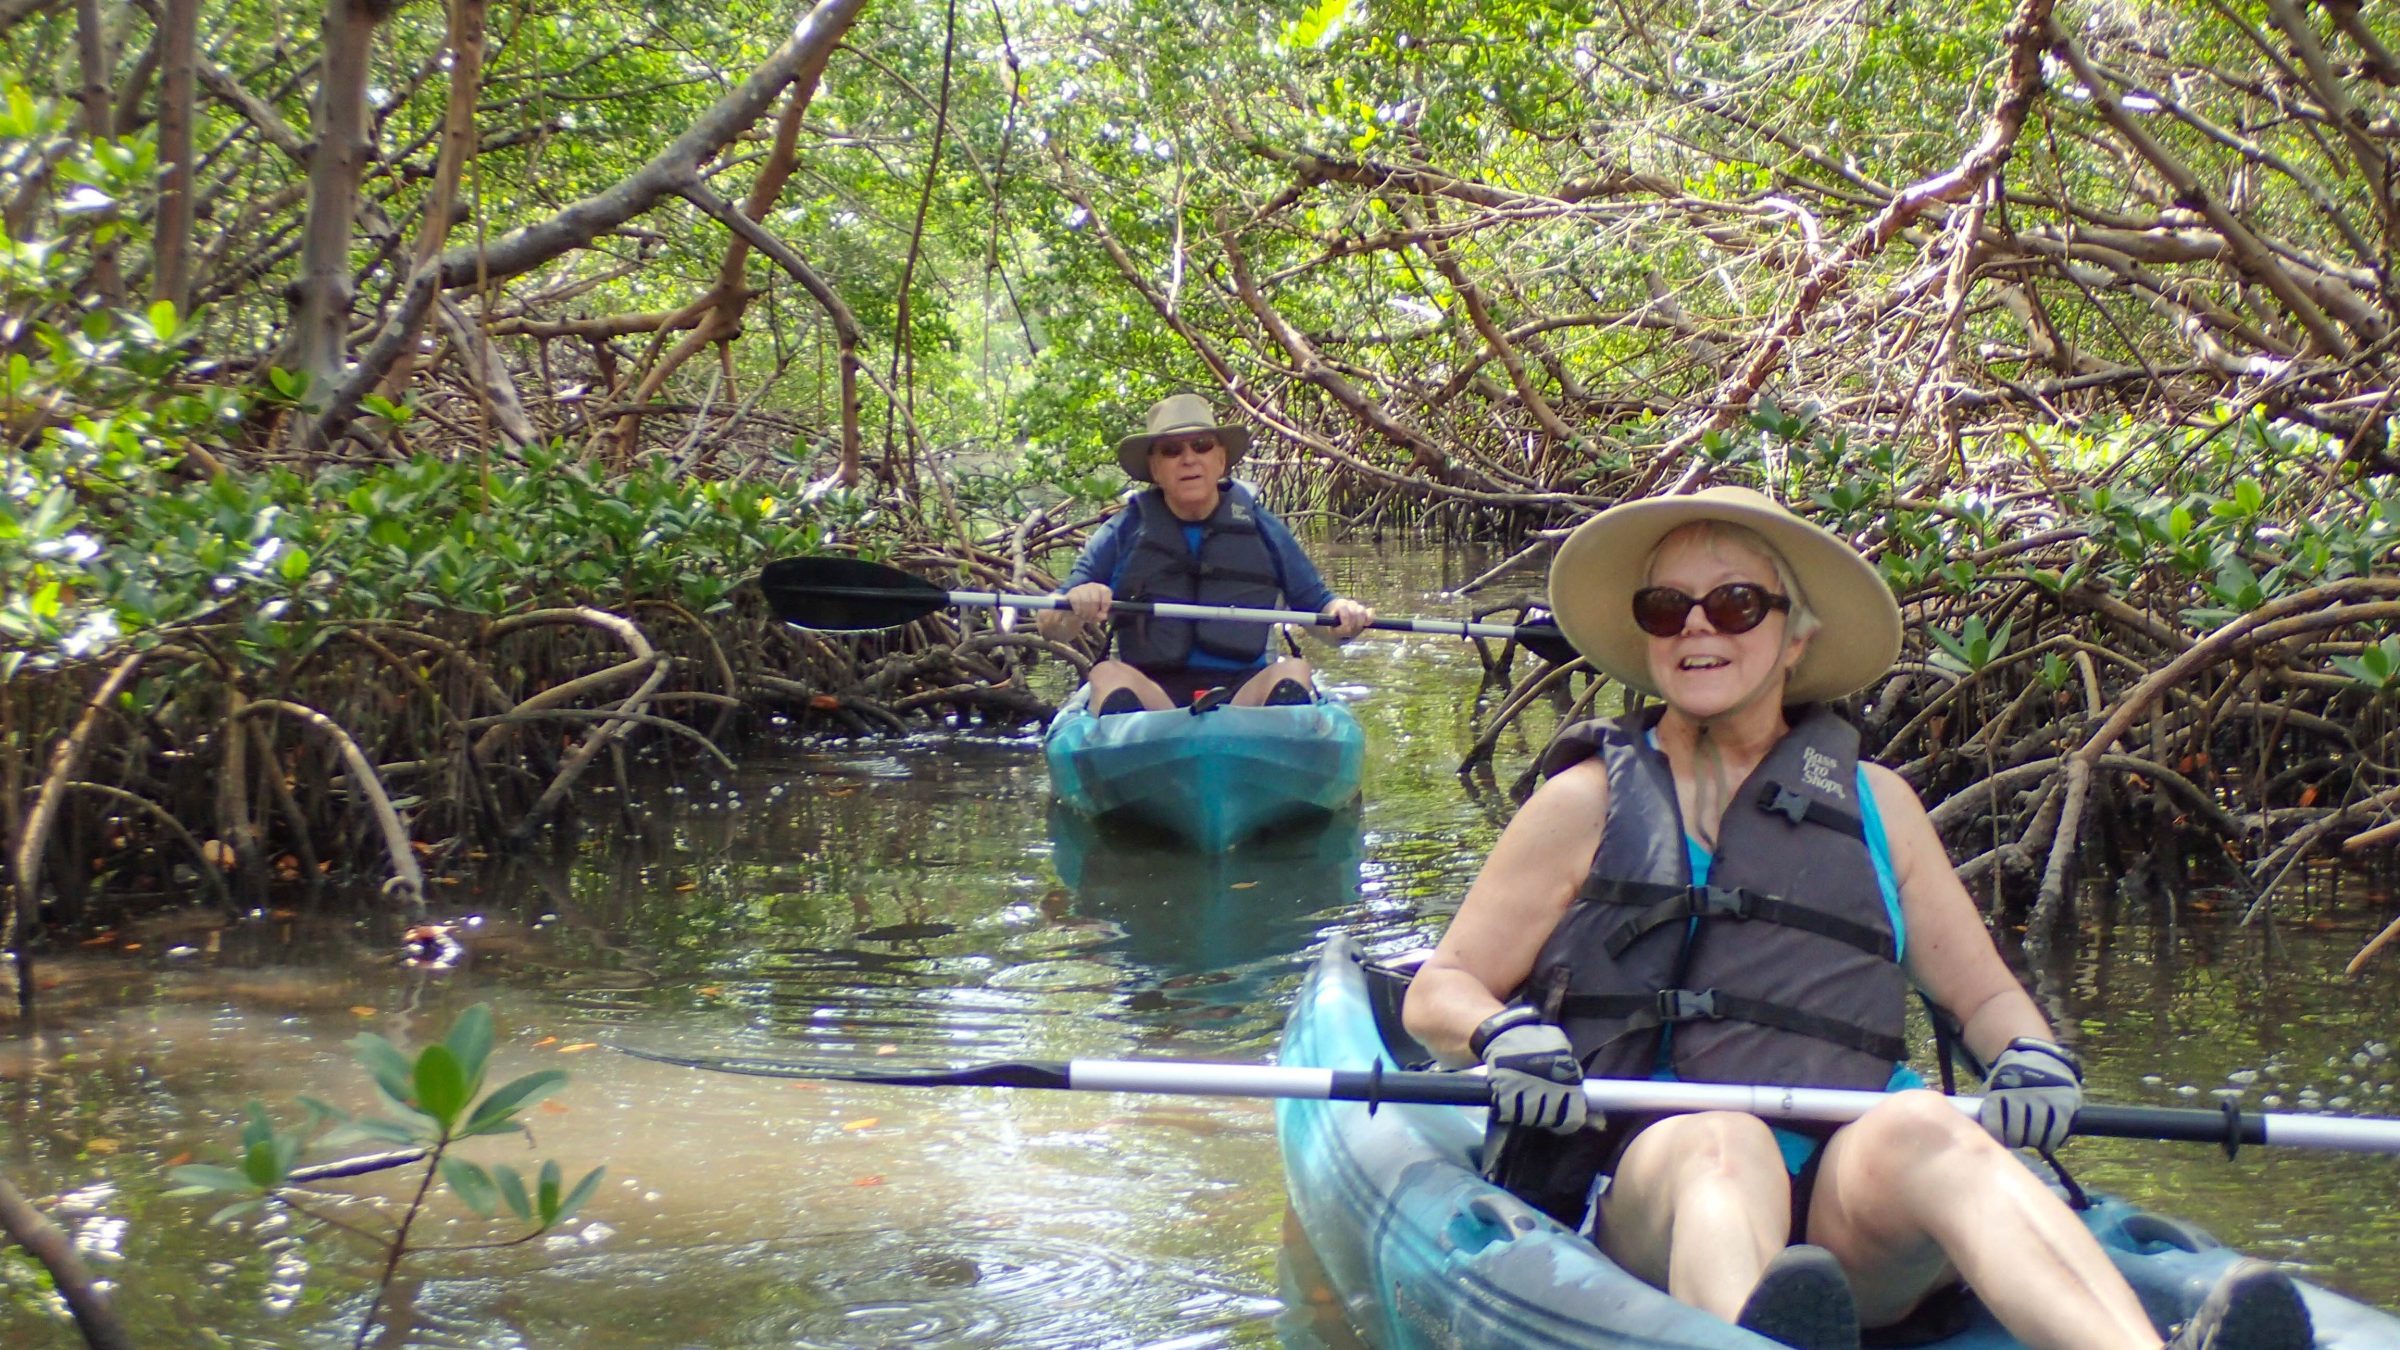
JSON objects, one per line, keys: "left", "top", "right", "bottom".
{"left": 1251, "top": 506, "right": 1337, "bottom": 614}
{"left": 1060, "top": 507, "right": 1138, "bottom": 590}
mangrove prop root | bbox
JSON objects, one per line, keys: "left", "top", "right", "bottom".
{"left": 236, "top": 698, "right": 425, "bottom": 912}
{"left": 0, "top": 1168, "right": 135, "bottom": 1350}
{"left": 8, "top": 651, "right": 145, "bottom": 957}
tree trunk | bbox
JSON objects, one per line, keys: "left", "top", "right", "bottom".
{"left": 72, "top": 0, "right": 121, "bottom": 303}
{"left": 150, "top": 0, "right": 198, "bottom": 309}
{"left": 374, "top": 0, "right": 487, "bottom": 405}
{"left": 288, "top": 0, "right": 388, "bottom": 420}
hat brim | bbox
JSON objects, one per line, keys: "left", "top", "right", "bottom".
{"left": 1115, "top": 425, "right": 1252, "bottom": 482}
{"left": 1546, "top": 487, "right": 1901, "bottom": 705}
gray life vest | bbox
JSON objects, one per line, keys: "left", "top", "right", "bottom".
{"left": 1524, "top": 705, "right": 1907, "bottom": 1089}
{"left": 1482, "top": 706, "right": 1910, "bottom": 1227}
{"left": 1111, "top": 483, "right": 1284, "bottom": 670}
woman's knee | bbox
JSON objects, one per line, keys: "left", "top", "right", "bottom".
{"left": 1628, "top": 1111, "right": 1783, "bottom": 1178}
{"left": 1839, "top": 1090, "right": 1999, "bottom": 1170}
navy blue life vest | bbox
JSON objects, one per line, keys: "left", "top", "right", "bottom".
{"left": 1111, "top": 483, "right": 1284, "bottom": 670}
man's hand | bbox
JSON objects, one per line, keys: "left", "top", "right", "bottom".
{"left": 1477, "top": 1012, "right": 1589, "bottom": 1134}
{"left": 1322, "top": 597, "right": 1374, "bottom": 642}
{"left": 1038, "top": 583, "right": 1113, "bottom": 640}
{"left": 1978, "top": 1037, "right": 2083, "bottom": 1153}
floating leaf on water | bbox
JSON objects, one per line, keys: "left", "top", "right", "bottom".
{"left": 559, "top": 1043, "right": 598, "bottom": 1054}
{"left": 532, "top": 1036, "right": 557, "bottom": 1047}
{"left": 350, "top": 1007, "right": 377, "bottom": 1018}
{"left": 853, "top": 1175, "right": 886, "bottom": 1187}
{"left": 842, "top": 1117, "right": 879, "bottom": 1131}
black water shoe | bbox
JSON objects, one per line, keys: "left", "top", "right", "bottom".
{"left": 1261, "top": 678, "right": 1315, "bottom": 707}
{"left": 1097, "top": 688, "right": 1147, "bottom": 716}
{"left": 1735, "top": 1245, "right": 1860, "bottom": 1350}
{"left": 2166, "top": 1261, "right": 2313, "bottom": 1350}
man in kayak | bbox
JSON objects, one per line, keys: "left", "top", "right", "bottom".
{"left": 1402, "top": 488, "right": 2311, "bottom": 1350}
{"left": 1035, "top": 392, "right": 1374, "bottom": 712}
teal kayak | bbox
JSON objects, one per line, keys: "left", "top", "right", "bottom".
{"left": 1042, "top": 689, "right": 1366, "bottom": 851}
{"left": 1276, "top": 934, "right": 2400, "bottom": 1350}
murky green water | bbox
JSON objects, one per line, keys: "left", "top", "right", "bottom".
{"left": 3, "top": 540, "right": 2396, "bottom": 1347}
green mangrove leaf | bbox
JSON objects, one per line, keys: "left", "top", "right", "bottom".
{"left": 443, "top": 1004, "right": 495, "bottom": 1096}
{"left": 413, "top": 1044, "right": 471, "bottom": 1131}
{"left": 440, "top": 1157, "right": 501, "bottom": 1217}
{"left": 461, "top": 1069, "right": 567, "bottom": 1139}
{"left": 167, "top": 1164, "right": 257, "bottom": 1195}
{"left": 350, "top": 1033, "right": 417, "bottom": 1108}
{"left": 553, "top": 1166, "right": 605, "bottom": 1227}
{"left": 494, "top": 1164, "right": 534, "bottom": 1221}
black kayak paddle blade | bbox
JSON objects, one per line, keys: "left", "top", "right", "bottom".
{"left": 759, "top": 555, "right": 948, "bottom": 631}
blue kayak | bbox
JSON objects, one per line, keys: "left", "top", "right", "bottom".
{"left": 1042, "top": 689, "right": 1366, "bottom": 851}
{"left": 1276, "top": 934, "right": 2400, "bottom": 1350}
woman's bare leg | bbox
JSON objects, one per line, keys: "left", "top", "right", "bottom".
{"left": 1597, "top": 1111, "right": 1795, "bottom": 1320}
{"left": 1806, "top": 1091, "right": 2160, "bottom": 1350}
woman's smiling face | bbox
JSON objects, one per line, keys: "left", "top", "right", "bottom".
{"left": 1641, "top": 526, "right": 1806, "bottom": 721}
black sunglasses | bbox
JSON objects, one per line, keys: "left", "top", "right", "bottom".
{"left": 1630, "top": 583, "right": 1791, "bottom": 638}
{"left": 1149, "top": 438, "right": 1219, "bottom": 460}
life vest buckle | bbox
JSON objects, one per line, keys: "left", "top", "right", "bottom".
{"left": 1765, "top": 785, "right": 1812, "bottom": 825}
{"left": 1689, "top": 885, "right": 1750, "bottom": 919}
{"left": 1656, "top": 988, "right": 1721, "bottom": 1022}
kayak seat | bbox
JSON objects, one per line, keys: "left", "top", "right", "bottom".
{"left": 1861, "top": 1280, "right": 1983, "bottom": 1348}
{"left": 1360, "top": 953, "right": 1439, "bottom": 1071}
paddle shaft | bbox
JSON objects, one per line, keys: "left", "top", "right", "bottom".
{"left": 623, "top": 1045, "right": 2400, "bottom": 1155}
{"left": 1064, "top": 1061, "right": 2392, "bottom": 1153}
{"left": 865, "top": 585, "right": 1550, "bottom": 646}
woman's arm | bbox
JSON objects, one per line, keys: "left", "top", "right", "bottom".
{"left": 1868, "top": 763, "right": 2055, "bottom": 1063}
{"left": 1403, "top": 758, "right": 1611, "bottom": 1066}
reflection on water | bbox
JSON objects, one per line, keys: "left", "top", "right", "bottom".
{"left": 1051, "top": 802, "right": 1364, "bottom": 1039}
{"left": 0, "top": 538, "right": 2396, "bottom": 1347}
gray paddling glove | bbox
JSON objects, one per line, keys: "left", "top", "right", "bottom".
{"left": 1473, "top": 1007, "right": 1589, "bottom": 1134}
{"left": 1978, "top": 1036, "right": 2083, "bottom": 1153}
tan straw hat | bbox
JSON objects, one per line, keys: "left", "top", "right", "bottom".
{"left": 1115, "top": 393, "right": 1253, "bottom": 482}
{"left": 1547, "top": 485, "right": 1901, "bottom": 704}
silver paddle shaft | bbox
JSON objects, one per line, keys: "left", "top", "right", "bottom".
{"left": 947, "top": 590, "right": 1542, "bottom": 643}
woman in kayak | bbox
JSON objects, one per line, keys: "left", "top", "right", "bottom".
{"left": 1035, "top": 393, "right": 1374, "bottom": 713}
{"left": 1402, "top": 488, "right": 2310, "bottom": 1350}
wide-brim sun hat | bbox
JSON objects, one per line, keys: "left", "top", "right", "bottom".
{"left": 1547, "top": 485, "right": 1902, "bottom": 705}
{"left": 1115, "top": 392, "right": 1253, "bottom": 482}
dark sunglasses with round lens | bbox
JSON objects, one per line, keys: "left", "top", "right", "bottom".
{"left": 1150, "top": 437, "right": 1218, "bottom": 460}
{"left": 1630, "top": 583, "right": 1791, "bottom": 638}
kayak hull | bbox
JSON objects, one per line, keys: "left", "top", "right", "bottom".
{"left": 1042, "top": 692, "right": 1365, "bottom": 852}
{"left": 1276, "top": 934, "right": 2400, "bottom": 1350}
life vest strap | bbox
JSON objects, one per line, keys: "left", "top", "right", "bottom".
{"left": 1561, "top": 988, "right": 1909, "bottom": 1064}
{"left": 1591, "top": 880, "right": 1897, "bottom": 962}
